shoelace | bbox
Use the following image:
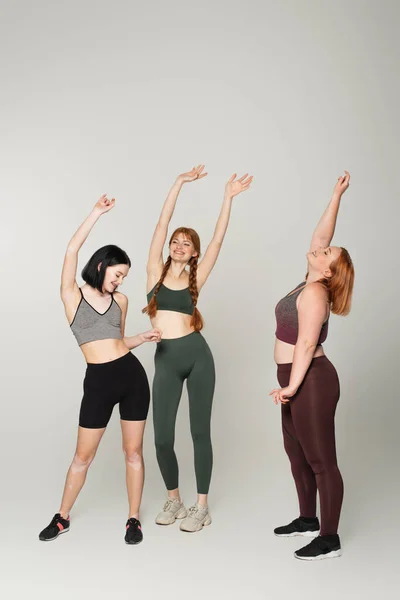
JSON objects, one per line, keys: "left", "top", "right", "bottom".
{"left": 187, "top": 506, "right": 201, "bottom": 518}
{"left": 49, "top": 514, "right": 62, "bottom": 528}
{"left": 163, "top": 499, "right": 177, "bottom": 512}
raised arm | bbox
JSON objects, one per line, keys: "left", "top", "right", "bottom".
{"left": 197, "top": 173, "right": 253, "bottom": 289}
{"left": 270, "top": 284, "right": 328, "bottom": 404}
{"left": 146, "top": 165, "right": 207, "bottom": 282}
{"left": 309, "top": 171, "right": 350, "bottom": 252}
{"left": 60, "top": 194, "right": 115, "bottom": 315}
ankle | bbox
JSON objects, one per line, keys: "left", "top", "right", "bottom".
{"left": 59, "top": 511, "right": 69, "bottom": 520}
{"left": 168, "top": 493, "right": 181, "bottom": 502}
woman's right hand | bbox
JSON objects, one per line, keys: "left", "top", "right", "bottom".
{"left": 93, "top": 193, "right": 116, "bottom": 215}
{"left": 333, "top": 171, "right": 350, "bottom": 197}
{"left": 176, "top": 165, "right": 208, "bottom": 185}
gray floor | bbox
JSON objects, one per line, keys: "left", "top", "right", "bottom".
{"left": 2, "top": 417, "right": 397, "bottom": 600}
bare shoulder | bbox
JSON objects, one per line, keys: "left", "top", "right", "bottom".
{"left": 114, "top": 291, "right": 128, "bottom": 308}
{"left": 299, "top": 282, "right": 329, "bottom": 306}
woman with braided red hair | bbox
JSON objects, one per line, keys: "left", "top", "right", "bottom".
{"left": 143, "top": 165, "right": 252, "bottom": 532}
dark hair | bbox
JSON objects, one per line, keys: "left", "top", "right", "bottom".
{"left": 81, "top": 245, "right": 131, "bottom": 292}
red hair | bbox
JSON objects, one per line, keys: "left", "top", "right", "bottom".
{"left": 320, "top": 247, "right": 354, "bottom": 315}
{"left": 142, "top": 227, "right": 204, "bottom": 331}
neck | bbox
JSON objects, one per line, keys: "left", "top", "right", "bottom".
{"left": 169, "top": 260, "right": 189, "bottom": 279}
{"left": 305, "top": 268, "right": 324, "bottom": 284}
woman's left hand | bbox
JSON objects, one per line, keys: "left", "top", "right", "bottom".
{"left": 141, "top": 328, "right": 162, "bottom": 343}
{"left": 269, "top": 386, "right": 297, "bottom": 405}
{"left": 225, "top": 173, "right": 253, "bottom": 198}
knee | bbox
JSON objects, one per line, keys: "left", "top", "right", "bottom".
{"left": 154, "top": 437, "right": 174, "bottom": 455}
{"left": 124, "top": 447, "right": 143, "bottom": 471}
{"left": 308, "top": 457, "right": 338, "bottom": 476}
{"left": 191, "top": 429, "right": 211, "bottom": 446}
{"left": 71, "top": 452, "right": 94, "bottom": 473}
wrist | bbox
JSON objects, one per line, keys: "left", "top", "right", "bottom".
{"left": 91, "top": 208, "right": 103, "bottom": 218}
{"left": 331, "top": 192, "right": 342, "bottom": 202}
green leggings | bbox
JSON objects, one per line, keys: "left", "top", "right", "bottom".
{"left": 153, "top": 331, "right": 216, "bottom": 494}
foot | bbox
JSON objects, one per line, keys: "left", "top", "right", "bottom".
{"left": 180, "top": 503, "right": 211, "bottom": 533}
{"left": 39, "top": 513, "right": 70, "bottom": 541}
{"left": 295, "top": 534, "right": 342, "bottom": 561}
{"left": 125, "top": 518, "right": 143, "bottom": 545}
{"left": 274, "top": 516, "right": 320, "bottom": 538}
{"left": 155, "top": 498, "right": 187, "bottom": 525}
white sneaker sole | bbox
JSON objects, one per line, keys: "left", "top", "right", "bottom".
{"left": 294, "top": 549, "right": 342, "bottom": 561}
{"left": 275, "top": 530, "right": 320, "bottom": 538}
{"left": 39, "top": 527, "right": 70, "bottom": 542}
{"left": 180, "top": 516, "right": 212, "bottom": 532}
{"left": 155, "top": 509, "right": 188, "bottom": 525}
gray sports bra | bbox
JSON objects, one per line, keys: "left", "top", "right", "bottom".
{"left": 70, "top": 288, "right": 122, "bottom": 346}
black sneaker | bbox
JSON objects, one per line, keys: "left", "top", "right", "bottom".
{"left": 274, "top": 516, "right": 320, "bottom": 537}
{"left": 39, "top": 513, "right": 70, "bottom": 541}
{"left": 295, "top": 534, "right": 342, "bottom": 561}
{"left": 125, "top": 518, "right": 143, "bottom": 545}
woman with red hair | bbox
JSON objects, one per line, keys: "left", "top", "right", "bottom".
{"left": 270, "top": 171, "right": 354, "bottom": 561}
{"left": 143, "top": 165, "right": 252, "bottom": 532}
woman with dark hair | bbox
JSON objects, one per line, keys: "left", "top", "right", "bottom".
{"left": 270, "top": 172, "right": 354, "bottom": 561}
{"left": 39, "top": 194, "right": 160, "bottom": 545}
{"left": 143, "top": 165, "right": 253, "bottom": 532}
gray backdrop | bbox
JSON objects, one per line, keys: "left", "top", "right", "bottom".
{"left": 1, "top": 1, "right": 398, "bottom": 598}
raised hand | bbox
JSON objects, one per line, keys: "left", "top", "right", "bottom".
{"left": 225, "top": 173, "right": 253, "bottom": 198}
{"left": 177, "top": 164, "right": 208, "bottom": 185}
{"left": 93, "top": 193, "right": 115, "bottom": 215}
{"left": 333, "top": 171, "right": 350, "bottom": 197}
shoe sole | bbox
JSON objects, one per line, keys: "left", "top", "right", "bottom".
{"left": 39, "top": 528, "right": 70, "bottom": 542}
{"left": 155, "top": 510, "right": 188, "bottom": 525}
{"left": 294, "top": 549, "right": 342, "bottom": 561}
{"left": 274, "top": 530, "right": 320, "bottom": 538}
{"left": 125, "top": 538, "right": 143, "bottom": 545}
{"left": 180, "top": 516, "right": 212, "bottom": 533}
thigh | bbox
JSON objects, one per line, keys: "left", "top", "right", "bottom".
{"left": 120, "top": 420, "right": 146, "bottom": 451}
{"left": 290, "top": 373, "right": 340, "bottom": 466}
{"left": 79, "top": 371, "right": 116, "bottom": 429}
{"left": 119, "top": 353, "right": 150, "bottom": 422}
{"left": 75, "top": 425, "right": 106, "bottom": 456}
{"left": 152, "top": 360, "right": 184, "bottom": 438}
{"left": 186, "top": 342, "right": 216, "bottom": 430}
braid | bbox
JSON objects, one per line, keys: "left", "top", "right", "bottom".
{"left": 189, "top": 256, "right": 204, "bottom": 331}
{"left": 142, "top": 256, "right": 172, "bottom": 317}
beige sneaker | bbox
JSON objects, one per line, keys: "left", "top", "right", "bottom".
{"left": 179, "top": 503, "right": 212, "bottom": 532}
{"left": 155, "top": 498, "right": 188, "bottom": 525}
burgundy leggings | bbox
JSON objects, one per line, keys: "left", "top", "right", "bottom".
{"left": 277, "top": 356, "right": 343, "bottom": 535}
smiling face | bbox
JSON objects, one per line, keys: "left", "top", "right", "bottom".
{"left": 306, "top": 246, "right": 342, "bottom": 277}
{"left": 102, "top": 263, "right": 130, "bottom": 293}
{"left": 169, "top": 233, "right": 198, "bottom": 263}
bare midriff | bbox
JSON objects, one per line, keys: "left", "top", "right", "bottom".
{"left": 274, "top": 338, "right": 325, "bottom": 365}
{"left": 80, "top": 338, "right": 130, "bottom": 364}
{"left": 150, "top": 310, "right": 194, "bottom": 340}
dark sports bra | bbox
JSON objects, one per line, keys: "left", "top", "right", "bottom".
{"left": 146, "top": 283, "right": 194, "bottom": 316}
{"left": 275, "top": 282, "right": 329, "bottom": 346}
{"left": 70, "top": 288, "right": 122, "bottom": 346}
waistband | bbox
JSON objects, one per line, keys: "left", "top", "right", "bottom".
{"left": 157, "top": 331, "right": 203, "bottom": 347}
{"left": 277, "top": 355, "right": 330, "bottom": 374}
{"left": 86, "top": 351, "right": 132, "bottom": 370}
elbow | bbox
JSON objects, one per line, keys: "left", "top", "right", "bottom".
{"left": 297, "top": 338, "right": 318, "bottom": 353}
